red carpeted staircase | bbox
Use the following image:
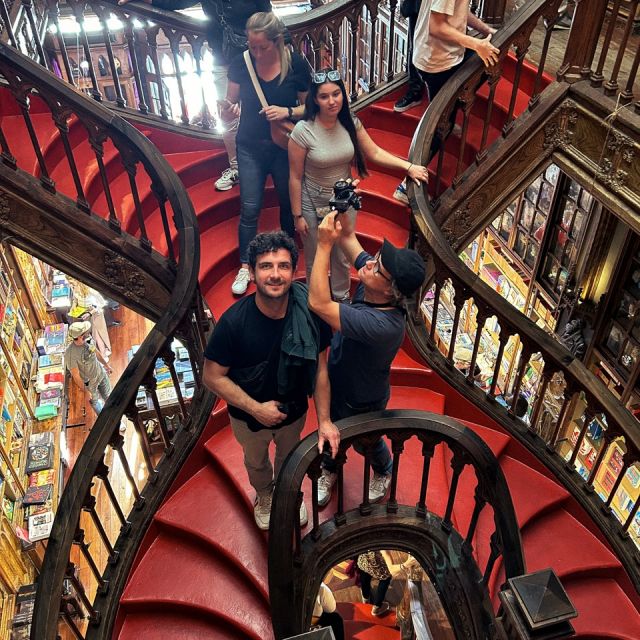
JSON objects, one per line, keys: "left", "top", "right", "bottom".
{"left": 2, "top": 54, "right": 639, "bottom": 639}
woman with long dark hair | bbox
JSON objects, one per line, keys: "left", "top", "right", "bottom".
{"left": 221, "top": 12, "right": 310, "bottom": 296}
{"left": 289, "top": 69, "right": 428, "bottom": 301}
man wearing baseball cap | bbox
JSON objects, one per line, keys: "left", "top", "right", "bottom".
{"left": 309, "top": 211, "right": 426, "bottom": 506}
{"left": 66, "top": 321, "right": 113, "bottom": 416}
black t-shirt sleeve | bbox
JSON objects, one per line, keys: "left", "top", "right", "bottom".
{"left": 204, "top": 315, "right": 234, "bottom": 367}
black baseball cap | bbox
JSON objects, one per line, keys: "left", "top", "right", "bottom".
{"left": 380, "top": 239, "right": 426, "bottom": 296}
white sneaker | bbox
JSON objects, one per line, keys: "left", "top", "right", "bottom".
{"left": 369, "top": 472, "right": 391, "bottom": 503}
{"left": 231, "top": 267, "right": 250, "bottom": 295}
{"left": 254, "top": 492, "right": 272, "bottom": 530}
{"left": 215, "top": 167, "right": 239, "bottom": 191}
{"left": 317, "top": 470, "right": 337, "bottom": 507}
{"left": 299, "top": 501, "right": 308, "bottom": 527}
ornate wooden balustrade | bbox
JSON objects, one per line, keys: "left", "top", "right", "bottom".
{"left": 0, "top": 0, "right": 412, "bottom": 134}
{"left": 269, "top": 409, "right": 525, "bottom": 640}
{"left": 405, "top": 0, "right": 640, "bottom": 593}
{"left": 0, "top": 44, "right": 216, "bottom": 640}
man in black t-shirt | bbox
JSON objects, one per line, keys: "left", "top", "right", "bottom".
{"left": 203, "top": 231, "right": 339, "bottom": 530}
{"left": 309, "top": 211, "right": 426, "bottom": 508}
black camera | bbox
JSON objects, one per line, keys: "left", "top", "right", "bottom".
{"left": 329, "top": 179, "right": 362, "bottom": 213}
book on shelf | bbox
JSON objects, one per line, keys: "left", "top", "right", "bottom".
{"left": 25, "top": 442, "right": 54, "bottom": 473}
{"left": 28, "top": 510, "right": 54, "bottom": 541}
{"left": 28, "top": 469, "right": 55, "bottom": 486}
{"left": 22, "top": 483, "right": 53, "bottom": 506}
{"left": 29, "top": 431, "right": 54, "bottom": 446}
{"left": 43, "top": 323, "right": 67, "bottom": 355}
{"left": 38, "top": 354, "right": 63, "bottom": 369}
{"left": 25, "top": 499, "right": 53, "bottom": 518}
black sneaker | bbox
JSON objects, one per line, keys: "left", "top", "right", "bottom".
{"left": 394, "top": 93, "right": 422, "bottom": 113}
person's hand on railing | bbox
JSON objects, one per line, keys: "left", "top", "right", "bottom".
{"left": 318, "top": 420, "right": 340, "bottom": 458}
{"left": 473, "top": 34, "right": 500, "bottom": 67}
{"left": 407, "top": 163, "right": 429, "bottom": 186}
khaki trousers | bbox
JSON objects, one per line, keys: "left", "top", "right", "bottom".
{"left": 230, "top": 413, "right": 306, "bottom": 494}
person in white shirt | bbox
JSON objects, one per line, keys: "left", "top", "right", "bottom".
{"left": 394, "top": 0, "right": 500, "bottom": 204}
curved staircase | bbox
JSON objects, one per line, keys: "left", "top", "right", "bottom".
{"left": 2, "top": 53, "right": 639, "bottom": 639}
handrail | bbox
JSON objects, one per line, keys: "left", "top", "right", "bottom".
{"left": 406, "top": 0, "right": 640, "bottom": 592}
{"left": 0, "top": 41, "right": 215, "bottom": 640}
{"left": 269, "top": 409, "right": 525, "bottom": 640}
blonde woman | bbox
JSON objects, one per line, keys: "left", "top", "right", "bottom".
{"left": 221, "top": 12, "right": 310, "bottom": 295}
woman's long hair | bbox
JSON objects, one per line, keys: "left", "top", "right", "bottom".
{"left": 246, "top": 12, "right": 291, "bottom": 84}
{"left": 304, "top": 73, "right": 368, "bottom": 177}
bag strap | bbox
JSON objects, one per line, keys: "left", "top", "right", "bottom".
{"left": 244, "top": 50, "right": 269, "bottom": 110}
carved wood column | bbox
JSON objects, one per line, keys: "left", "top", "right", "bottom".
{"left": 557, "top": 0, "right": 608, "bottom": 82}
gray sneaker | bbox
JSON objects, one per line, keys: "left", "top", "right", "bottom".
{"left": 254, "top": 492, "right": 273, "bottom": 530}
{"left": 317, "top": 470, "right": 337, "bottom": 507}
{"left": 369, "top": 472, "right": 391, "bottom": 503}
{"left": 215, "top": 167, "right": 239, "bottom": 191}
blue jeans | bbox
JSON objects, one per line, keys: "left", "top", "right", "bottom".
{"left": 323, "top": 395, "right": 393, "bottom": 475}
{"left": 88, "top": 368, "right": 111, "bottom": 415}
{"left": 237, "top": 141, "right": 294, "bottom": 264}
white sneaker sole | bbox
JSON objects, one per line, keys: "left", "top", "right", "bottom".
{"left": 215, "top": 181, "right": 238, "bottom": 191}
{"left": 393, "top": 100, "right": 422, "bottom": 113}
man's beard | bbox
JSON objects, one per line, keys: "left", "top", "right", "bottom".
{"left": 255, "top": 278, "right": 291, "bottom": 300}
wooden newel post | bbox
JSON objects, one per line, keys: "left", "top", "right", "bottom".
{"left": 557, "top": 0, "right": 608, "bottom": 82}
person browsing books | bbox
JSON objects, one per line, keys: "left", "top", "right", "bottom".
{"left": 65, "top": 321, "right": 112, "bottom": 417}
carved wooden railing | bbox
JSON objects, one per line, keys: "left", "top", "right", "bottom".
{"left": 3, "top": 0, "right": 411, "bottom": 132}
{"left": 0, "top": 45, "right": 215, "bottom": 640}
{"left": 269, "top": 410, "right": 525, "bottom": 640}
{"left": 405, "top": 0, "right": 640, "bottom": 593}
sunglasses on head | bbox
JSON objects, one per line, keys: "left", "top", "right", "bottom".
{"left": 313, "top": 70, "right": 341, "bottom": 84}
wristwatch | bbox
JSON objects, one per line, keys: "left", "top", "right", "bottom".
{"left": 287, "top": 106, "right": 294, "bottom": 120}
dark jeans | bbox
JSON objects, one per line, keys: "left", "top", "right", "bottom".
{"left": 360, "top": 571, "right": 391, "bottom": 607}
{"left": 418, "top": 49, "right": 474, "bottom": 161}
{"left": 316, "top": 611, "right": 345, "bottom": 640}
{"left": 406, "top": 10, "right": 424, "bottom": 97}
{"left": 237, "top": 141, "right": 294, "bottom": 264}
{"left": 323, "top": 396, "right": 393, "bottom": 476}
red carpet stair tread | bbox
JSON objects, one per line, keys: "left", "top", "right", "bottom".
{"left": 7, "top": 57, "right": 637, "bottom": 638}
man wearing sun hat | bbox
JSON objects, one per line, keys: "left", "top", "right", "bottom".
{"left": 309, "top": 210, "right": 427, "bottom": 507}
{"left": 65, "top": 321, "right": 113, "bottom": 416}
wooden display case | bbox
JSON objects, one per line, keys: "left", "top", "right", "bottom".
{"left": 0, "top": 247, "right": 65, "bottom": 640}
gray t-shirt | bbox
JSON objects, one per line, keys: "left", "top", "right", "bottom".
{"left": 65, "top": 340, "right": 103, "bottom": 387}
{"left": 290, "top": 116, "right": 362, "bottom": 189}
